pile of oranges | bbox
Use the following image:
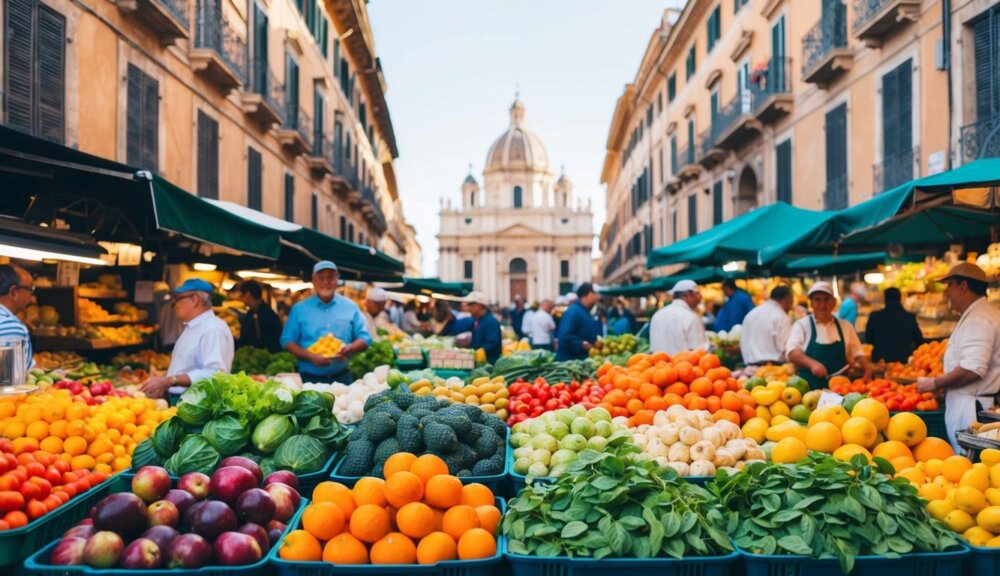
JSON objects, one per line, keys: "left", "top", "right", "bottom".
{"left": 0, "top": 389, "right": 175, "bottom": 474}
{"left": 885, "top": 339, "right": 947, "bottom": 380}
{"left": 828, "top": 377, "right": 940, "bottom": 412}
{"left": 595, "top": 350, "right": 754, "bottom": 427}
{"left": 279, "top": 453, "right": 500, "bottom": 565}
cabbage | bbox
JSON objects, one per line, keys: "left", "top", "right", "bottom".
{"left": 149, "top": 417, "right": 186, "bottom": 457}
{"left": 302, "top": 414, "right": 349, "bottom": 449}
{"left": 252, "top": 414, "right": 296, "bottom": 454}
{"left": 294, "top": 390, "right": 332, "bottom": 422}
{"left": 129, "top": 439, "right": 162, "bottom": 469}
{"left": 176, "top": 382, "right": 215, "bottom": 425}
{"left": 272, "top": 435, "right": 329, "bottom": 474}
{"left": 203, "top": 415, "right": 249, "bottom": 456}
{"left": 164, "top": 435, "right": 221, "bottom": 475}
{"left": 259, "top": 456, "right": 277, "bottom": 478}
{"left": 263, "top": 382, "right": 295, "bottom": 415}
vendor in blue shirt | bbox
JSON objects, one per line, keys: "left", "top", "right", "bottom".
{"left": 281, "top": 261, "right": 371, "bottom": 383}
{"left": 556, "top": 283, "right": 601, "bottom": 361}
{"left": 461, "top": 291, "right": 502, "bottom": 363}
{"left": 714, "top": 279, "right": 754, "bottom": 332}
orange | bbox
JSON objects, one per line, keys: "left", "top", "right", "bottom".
{"left": 918, "top": 483, "right": 947, "bottom": 501}
{"left": 279, "top": 530, "right": 323, "bottom": 562}
{"left": 897, "top": 467, "right": 927, "bottom": 485}
{"left": 943, "top": 455, "right": 974, "bottom": 483}
{"left": 350, "top": 504, "right": 391, "bottom": 543}
{"left": 460, "top": 483, "right": 494, "bottom": 508}
{"left": 872, "top": 440, "right": 913, "bottom": 462}
{"left": 385, "top": 471, "right": 424, "bottom": 508}
{"left": 396, "top": 502, "right": 436, "bottom": 539}
{"left": 416, "top": 531, "right": 458, "bottom": 565}
{"left": 441, "top": 505, "right": 480, "bottom": 541}
{"left": 63, "top": 436, "right": 87, "bottom": 456}
{"left": 302, "top": 502, "right": 346, "bottom": 540}
{"left": 954, "top": 486, "right": 988, "bottom": 514}
{"left": 312, "top": 481, "right": 356, "bottom": 518}
{"left": 26, "top": 421, "right": 49, "bottom": 441}
{"left": 891, "top": 456, "right": 917, "bottom": 472}
{"left": 370, "top": 532, "right": 416, "bottom": 564}
{"left": 39, "top": 437, "right": 63, "bottom": 455}
{"left": 424, "top": 475, "right": 463, "bottom": 509}
{"left": 410, "top": 454, "right": 449, "bottom": 484}
{"left": 689, "top": 378, "right": 712, "bottom": 397}
{"left": 475, "top": 505, "right": 501, "bottom": 535}
{"left": 886, "top": 412, "right": 927, "bottom": 447}
{"left": 384, "top": 452, "right": 418, "bottom": 479}
{"left": 70, "top": 454, "right": 95, "bottom": 470}
{"left": 457, "top": 528, "right": 496, "bottom": 560}
{"left": 323, "top": 533, "right": 369, "bottom": 564}
{"left": 913, "top": 437, "right": 954, "bottom": 463}
{"left": 353, "top": 477, "right": 388, "bottom": 507}
{"left": 832, "top": 444, "right": 872, "bottom": 463}
{"left": 841, "top": 417, "right": 878, "bottom": 449}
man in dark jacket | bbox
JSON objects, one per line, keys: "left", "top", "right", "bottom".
{"left": 556, "top": 283, "right": 601, "bottom": 361}
{"left": 866, "top": 287, "right": 923, "bottom": 363}
{"left": 510, "top": 295, "right": 527, "bottom": 339}
{"left": 236, "top": 280, "right": 283, "bottom": 352}
{"left": 463, "top": 291, "right": 502, "bottom": 363}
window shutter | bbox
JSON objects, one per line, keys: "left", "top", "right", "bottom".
{"left": 6, "top": 0, "right": 34, "bottom": 134}
{"left": 126, "top": 66, "right": 143, "bottom": 167}
{"left": 776, "top": 140, "right": 792, "bottom": 204}
{"left": 247, "top": 147, "right": 262, "bottom": 210}
{"left": 339, "top": 215, "right": 346, "bottom": 239}
{"left": 284, "top": 173, "right": 295, "bottom": 221}
{"left": 35, "top": 4, "right": 65, "bottom": 143}
{"left": 671, "top": 136, "right": 678, "bottom": 174}
{"left": 311, "top": 193, "right": 318, "bottom": 229}
{"left": 197, "top": 111, "right": 218, "bottom": 199}
{"left": 882, "top": 66, "right": 899, "bottom": 160}
{"left": 897, "top": 60, "right": 913, "bottom": 162}
{"left": 140, "top": 71, "right": 159, "bottom": 170}
{"left": 285, "top": 54, "right": 299, "bottom": 124}
{"left": 252, "top": 3, "right": 268, "bottom": 92}
{"left": 825, "top": 103, "right": 847, "bottom": 210}
{"left": 688, "top": 194, "right": 698, "bottom": 236}
{"left": 713, "top": 181, "right": 723, "bottom": 225}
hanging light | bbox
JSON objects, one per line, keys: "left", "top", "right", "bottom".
{"left": 864, "top": 272, "right": 885, "bottom": 285}
{"left": 193, "top": 263, "right": 217, "bottom": 272}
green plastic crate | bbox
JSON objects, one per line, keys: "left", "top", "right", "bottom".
{"left": 505, "top": 549, "right": 739, "bottom": 576}
{"left": 738, "top": 544, "right": 969, "bottom": 576}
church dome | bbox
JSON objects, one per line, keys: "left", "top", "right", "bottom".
{"left": 484, "top": 99, "right": 550, "bottom": 175}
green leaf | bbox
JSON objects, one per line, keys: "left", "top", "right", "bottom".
{"left": 537, "top": 541, "right": 562, "bottom": 557}
{"left": 877, "top": 512, "right": 899, "bottom": 535}
{"left": 871, "top": 456, "right": 895, "bottom": 475}
{"left": 680, "top": 510, "right": 698, "bottom": 532}
{"left": 609, "top": 521, "right": 629, "bottom": 555}
{"left": 663, "top": 538, "right": 685, "bottom": 559}
{"left": 773, "top": 509, "right": 802, "bottom": 523}
{"left": 594, "top": 546, "right": 613, "bottom": 560}
{"left": 507, "top": 539, "right": 528, "bottom": 555}
{"left": 759, "top": 535, "right": 777, "bottom": 555}
{"left": 841, "top": 496, "right": 866, "bottom": 522}
{"left": 561, "top": 521, "right": 588, "bottom": 539}
{"left": 619, "top": 516, "right": 645, "bottom": 530}
{"left": 591, "top": 475, "right": 618, "bottom": 491}
{"left": 777, "top": 534, "right": 813, "bottom": 555}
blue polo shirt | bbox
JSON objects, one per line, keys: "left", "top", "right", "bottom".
{"left": 280, "top": 294, "right": 372, "bottom": 376}
{"left": 715, "top": 289, "right": 754, "bottom": 332}
{"left": 556, "top": 301, "right": 600, "bottom": 361}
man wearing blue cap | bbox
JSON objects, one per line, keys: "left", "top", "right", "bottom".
{"left": 140, "top": 278, "right": 234, "bottom": 397}
{"left": 281, "top": 261, "right": 372, "bottom": 383}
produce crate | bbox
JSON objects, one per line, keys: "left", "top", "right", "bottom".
{"left": 0, "top": 474, "right": 120, "bottom": 568}
{"left": 890, "top": 410, "right": 948, "bottom": 441}
{"left": 978, "top": 410, "right": 1000, "bottom": 423}
{"left": 737, "top": 544, "right": 969, "bottom": 576}
{"left": 433, "top": 369, "right": 471, "bottom": 380}
{"left": 957, "top": 430, "right": 1000, "bottom": 462}
{"left": 268, "top": 498, "right": 506, "bottom": 576}
{"left": 505, "top": 549, "right": 739, "bottom": 576}
{"left": 966, "top": 542, "right": 1000, "bottom": 574}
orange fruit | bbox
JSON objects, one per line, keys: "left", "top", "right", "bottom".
{"left": 350, "top": 504, "right": 391, "bottom": 543}
{"left": 279, "top": 530, "right": 323, "bottom": 562}
{"left": 832, "top": 444, "right": 872, "bottom": 463}
{"left": 771, "top": 438, "right": 808, "bottom": 464}
{"left": 353, "top": 477, "right": 388, "bottom": 507}
{"left": 872, "top": 440, "right": 913, "bottom": 462}
{"left": 457, "top": 528, "right": 496, "bottom": 560}
{"left": 943, "top": 455, "right": 975, "bottom": 483}
{"left": 850, "top": 398, "right": 890, "bottom": 431}
{"left": 397, "top": 502, "right": 436, "bottom": 539}
{"left": 312, "top": 481, "right": 356, "bottom": 518}
{"left": 370, "top": 532, "right": 416, "bottom": 564}
{"left": 913, "top": 437, "right": 954, "bottom": 463}
{"left": 417, "top": 531, "right": 458, "bottom": 564}
{"left": 805, "top": 422, "right": 842, "bottom": 453}
{"left": 424, "top": 475, "right": 463, "bottom": 509}
{"left": 410, "top": 454, "right": 449, "bottom": 485}
{"left": 384, "top": 453, "right": 418, "bottom": 479}
{"left": 891, "top": 456, "right": 917, "bottom": 473}
{"left": 323, "top": 533, "right": 369, "bottom": 564}
{"left": 886, "top": 412, "right": 927, "bottom": 447}
{"left": 441, "top": 505, "right": 480, "bottom": 541}
{"left": 475, "top": 505, "right": 501, "bottom": 535}
{"left": 841, "top": 417, "right": 878, "bottom": 449}
{"left": 302, "top": 502, "right": 346, "bottom": 540}
{"left": 385, "top": 471, "right": 424, "bottom": 508}
{"left": 897, "top": 467, "right": 927, "bottom": 486}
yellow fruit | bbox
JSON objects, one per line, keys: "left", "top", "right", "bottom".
{"left": 781, "top": 388, "right": 801, "bottom": 406}
{"left": 770, "top": 401, "right": 790, "bottom": 418}
{"left": 805, "top": 422, "right": 842, "bottom": 453}
{"left": 740, "top": 418, "right": 768, "bottom": 444}
{"left": 989, "top": 464, "right": 1000, "bottom": 489}
{"left": 944, "top": 509, "right": 977, "bottom": 532}
{"left": 925, "top": 458, "right": 946, "bottom": 478}
{"left": 808, "top": 406, "right": 850, "bottom": 429}
{"left": 986, "top": 536, "right": 1000, "bottom": 548}
{"left": 961, "top": 467, "right": 992, "bottom": 492}
{"left": 955, "top": 486, "right": 989, "bottom": 515}
{"left": 986, "top": 488, "right": 1000, "bottom": 506}
{"left": 850, "top": 398, "right": 890, "bottom": 431}
{"left": 886, "top": 412, "right": 927, "bottom": 447}
{"left": 943, "top": 456, "right": 974, "bottom": 483}
{"left": 755, "top": 406, "right": 772, "bottom": 422}
{"left": 981, "top": 449, "right": 1000, "bottom": 467}
{"left": 872, "top": 440, "right": 913, "bottom": 462}
{"left": 832, "top": 444, "right": 872, "bottom": 463}
{"left": 897, "top": 467, "right": 927, "bottom": 486}
{"left": 919, "top": 483, "right": 947, "bottom": 501}
{"left": 927, "top": 499, "right": 956, "bottom": 522}
{"left": 766, "top": 420, "right": 807, "bottom": 443}
{"left": 841, "top": 417, "right": 878, "bottom": 449}
{"left": 964, "top": 526, "right": 994, "bottom": 546}
{"left": 770, "top": 415, "right": 791, "bottom": 426}
{"left": 977, "top": 506, "right": 1000, "bottom": 533}
{"left": 771, "top": 437, "right": 807, "bottom": 464}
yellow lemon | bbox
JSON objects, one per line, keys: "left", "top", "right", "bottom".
{"left": 771, "top": 437, "right": 808, "bottom": 464}
{"left": 977, "top": 506, "right": 1000, "bottom": 533}
{"left": 985, "top": 536, "right": 1000, "bottom": 548}
{"left": 841, "top": 417, "right": 878, "bottom": 449}
{"left": 964, "top": 526, "right": 994, "bottom": 547}
{"left": 981, "top": 449, "right": 1000, "bottom": 467}
{"left": 955, "top": 486, "right": 989, "bottom": 515}
{"left": 886, "top": 412, "right": 927, "bottom": 447}
{"left": 943, "top": 456, "right": 975, "bottom": 483}
{"left": 927, "top": 499, "right": 955, "bottom": 522}
{"left": 851, "top": 398, "right": 890, "bottom": 431}
{"left": 961, "top": 466, "right": 992, "bottom": 492}
{"left": 832, "top": 444, "right": 872, "bottom": 463}
{"left": 805, "top": 422, "right": 842, "bottom": 453}
{"left": 943, "top": 509, "right": 976, "bottom": 533}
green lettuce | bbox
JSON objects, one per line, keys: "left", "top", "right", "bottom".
{"left": 149, "top": 417, "right": 186, "bottom": 457}
{"left": 294, "top": 390, "right": 332, "bottom": 422}
{"left": 203, "top": 415, "right": 249, "bottom": 456}
{"left": 252, "top": 414, "right": 296, "bottom": 454}
{"left": 164, "top": 434, "right": 221, "bottom": 476}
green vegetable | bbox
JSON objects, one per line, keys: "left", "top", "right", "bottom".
{"left": 129, "top": 439, "right": 162, "bottom": 469}
{"left": 273, "top": 434, "right": 330, "bottom": 473}
{"left": 349, "top": 340, "right": 394, "bottom": 379}
{"left": 265, "top": 352, "right": 297, "bottom": 375}
{"left": 148, "top": 417, "right": 186, "bottom": 457}
{"left": 294, "top": 390, "right": 333, "bottom": 421}
{"left": 302, "top": 414, "right": 350, "bottom": 448}
{"left": 176, "top": 381, "right": 217, "bottom": 425}
{"left": 203, "top": 415, "right": 250, "bottom": 456}
{"left": 232, "top": 346, "right": 272, "bottom": 374}
{"left": 252, "top": 414, "right": 297, "bottom": 454}
{"left": 164, "top": 435, "right": 221, "bottom": 476}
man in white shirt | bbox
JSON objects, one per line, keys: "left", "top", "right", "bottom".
{"left": 786, "top": 281, "right": 870, "bottom": 390}
{"left": 740, "top": 285, "right": 793, "bottom": 365}
{"left": 529, "top": 299, "right": 557, "bottom": 350}
{"left": 141, "top": 279, "right": 234, "bottom": 398}
{"left": 362, "top": 287, "right": 393, "bottom": 337}
{"left": 649, "top": 280, "right": 711, "bottom": 355}
{"left": 520, "top": 305, "right": 536, "bottom": 343}
{"left": 917, "top": 263, "right": 1000, "bottom": 449}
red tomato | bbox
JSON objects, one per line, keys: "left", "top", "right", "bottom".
{"left": 0, "top": 491, "right": 24, "bottom": 513}
{"left": 18, "top": 482, "right": 40, "bottom": 501}
{"left": 28, "top": 478, "right": 51, "bottom": 500}
{"left": 25, "top": 499, "right": 48, "bottom": 520}
{"left": 3, "top": 511, "right": 27, "bottom": 528}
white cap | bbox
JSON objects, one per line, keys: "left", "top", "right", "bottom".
{"left": 808, "top": 281, "right": 835, "bottom": 297}
{"left": 461, "top": 291, "right": 490, "bottom": 306}
{"left": 366, "top": 287, "right": 388, "bottom": 302}
{"left": 671, "top": 279, "right": 699, "bottom": 295}
{"left": 565, "top": 292, "right": 579, "bottom": 303}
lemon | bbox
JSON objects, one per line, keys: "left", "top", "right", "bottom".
{"left": 944, "top": 509, "right": 976, "bottom": 533}
{"left": 927, "top": 499, "right": 955, "bottom": 522}
{"left": 955, "top": 486, "right": 989, "bottom": 515}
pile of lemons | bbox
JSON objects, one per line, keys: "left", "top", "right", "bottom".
{"left": 308, "top": 334, "right": 345, "bottom": 357}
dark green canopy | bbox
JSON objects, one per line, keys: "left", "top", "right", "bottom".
{"left": 385, "top": 278, "right": 473, "bottom": 296}
{"left": 839, "top": 205, "right": 999, "bottom": 249}
{"left": 600, "top": 267, "right": 738, "bottom": 297}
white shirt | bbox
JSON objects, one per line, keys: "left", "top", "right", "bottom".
{"left": 521, "top": 310, "right": 535, "bottom": 340}
{"left": 529, "top": 309, "right": 556, "bottom": 345}
{"left": 944, "top": 297, "right": 1000, "bottom": 397}
{"left": 785, "top": 314, "right": 864, "bottom": 363}
{"left": 167, "top": 310, "right": 234, "bottom": 384}
{"left": 649, "top": 300, "right": 710, "bottom": 355}
{"left": 740, "top": 299, "right": 792, "bottom": 364}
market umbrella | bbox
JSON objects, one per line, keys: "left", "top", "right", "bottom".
{"left": 774, "top": 252, "right": 891, "bottom": 276}
{"left": 839, "top": 205, "right": 1000, "bottom": 249}
{"left": 382, "top": 277, "right": 473, "bottom": 296}
{"left": 599, "top": 267, "right": 738, "bottom": 297}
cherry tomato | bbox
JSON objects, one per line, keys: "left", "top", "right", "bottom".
{"left": 18, "top": 482, "right": 40, "bottom": 501}
{"left": 3, "top": 511, "right": 27, "bottom": 528}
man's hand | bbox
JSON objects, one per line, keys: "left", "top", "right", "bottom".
{"left": 140, "top": 376, "right": 172, "bottom": 399}
{"left": 582, "top": 341, "right": 592, "bottom": 351}
{"left": 810, "top": 361, "right": 828, "bottom": 379}
{"left": 309, "top": 353, "right": 332, "bottom": 366}
{"left": 332, "top": 344, "right": 352, "bottom": 360}
{"left": 916, "top": 377, "right": 936, "bottom": 393}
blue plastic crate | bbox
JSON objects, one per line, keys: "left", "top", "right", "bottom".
{"left": 506, "top": 449, "right": 709, "bottom": 493}
{"left": 738, "top": 543, "right": 969, "bottom": 576}
{"left": 966, "top": 542, "right": 1000, "bottom": 575}
{"left": 0, "top": 474, "right": 120, "bottom": 568}
{"left": 505, "top": 549, "right": 739, "bottom": 576}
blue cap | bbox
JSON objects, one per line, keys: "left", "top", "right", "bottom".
{"left": 173, "top": 278, "right": 214, "bottom": 294}
{"left": 313, "top": 261, "right": 338, "bottom": 274}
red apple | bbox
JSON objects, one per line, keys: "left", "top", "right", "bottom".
{"left": 263, "top": 483, "right": 301, "bottom": 523}
{"left": 210, "top": 466, "right": 257, "bottom": 507}
{"left": 93, "top": 492, "right": 148, "bottom": 539}
{"left": 119, "top": 538, "right": 162, "bottom": 569}
{"left": 141, "top": 525, "right": 180, "bottom": 554}
{"left": 164, "top": 489, "right": 196, "bottom": 516}
{"left": 263, "top": 470, "right": 299, "bottom": 490}
{"left": 132, "top": 466, "right": 171, "bottom": 504}
{"left": 220, "top": 456, "right": 262, "bottom": 484}
{"left": 188, "top": 500, "right": 237, "bottom": 541}
{"left": 266, "top": 520, "right": 286, "bottom": 546}
{"left": 237, "top": 523, "right": 270, "bottom": 555}
{"left": 148, "top": 500, "right": 180, "bottom": 527}
{"left": 166, "top": 533, "right": 213, "bottom": 569}
{"left": 64, "top": 524, "right": 97, "bottom": 541}
{"left": 177, "top": 472, "right": 211, "bottom": 500}
{"left": 236, "top": 488, "right": 275, "bottom": 525}
{"left": 83, "top": 531, "right": 125, "bottom": 569}
{"left": 50, "top": 537, "right": 86, "bottom": 566}
{"left": 213, "top": 532, "right": 262, "bottom": 566}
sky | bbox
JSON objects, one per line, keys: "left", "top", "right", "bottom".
{"left": 367, "top": 0, "right": 684, "bottom": 276}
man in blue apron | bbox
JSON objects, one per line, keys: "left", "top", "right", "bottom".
{"left": 917, "top": 263, "right": 1000, "bottom": 450}
{"left": 786, "top": 281, "right": 870, "bottom": 390}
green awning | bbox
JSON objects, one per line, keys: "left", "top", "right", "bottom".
{"left": 600, "top": 267, "right": 737, "bottom": 297}
{"left": 775, "top": 252, "right": 890, "bottom": 276}
{"left": 385, "top": 278, "right": 473, "bottom": 296}
{"left": 840, "top": 205, "right": 1000, "bottom": 248}
{"left": 283, "top": 227, "right": 405, "bottom": 278}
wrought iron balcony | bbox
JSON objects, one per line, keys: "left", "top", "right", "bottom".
{"left": 852, "top": 0, "right": 921, "bottom": 46}
{"left": 190, "top": 10, "right": 246, "bottom": 92}
{"left": 802, "top": 2, "right": 853, "bottom": 88}
{"left": 698, "top": 127, "right": 725, "bottom": 168}
{"left": 873, "top": 148, "right": 918, "bottom": 193}
{"left": 307, "top": 134, "right": 334, "bottom": 177}
{"left": 240, "top": 62, "right": 285, "bottom": 128}
{"left": 752, "top": 56, "right": 794, "bottom": 123}
{"left": 960, "top": 113, "right": 1000, "bottom": 164}
{"left": 824, "top": 174, "right": 849, "bottom": 211}
{"left": 117, "top": 0, "right": 189, "bottom": 45}
{"left": 710, "top": 92, "right": 761, "bottom": 152}
{"left": 275, "top": 104, "right": 312, "bottom": 156}
{"left": 676, "top": 141, "right": 702, "bottom": 181}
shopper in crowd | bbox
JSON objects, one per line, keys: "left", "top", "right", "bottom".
{"left": 520, "top": 302, "right": 536, "bottom": 342}
{"left": 0, "top": 264, "right": 34, "bottom": 371}
{"left": 236, "top": 279, "right": 283, "bottom": 352}
{"left": 434, "top": 299, "right": 473, "bottom": 336}
{"left": 361, "top": 287, "right": 393, "bottom": 337}
{"left": 509, "top": 295, "right": 527, "bottom": 340}
{"left": 866, "top": 287, "right": 923, "bottom": 363}
{"left": 740, "top": 285, "right": 794, "bottom": 365}
{"left": 556, "top": 283, "right": 601, "bottom": 361}
{"left": 401, "top": 300, "right": 421, "bottom": 334}
{"left": 916, "top": 263, "right": 1000, "bottom": 449}
{"left": 462, "top": 291, "right": 502, "bottom": 362}
{"left": 714, "top": 279, "right": 754, "bottom": 332}
{"left": 838, "top": 283, "right": 866, "bottom": 326}
{"left": 280, "top": 261, "right": 371, "bottom": 383}
{"left": 387, "top": 299, "right": 403, "bottom": 327}
{"left": 141, "top": 279, "right": 234, "bottom": 397}
{"left": 787, "top": 281, "right": 871, "bottom": 390}
{"left": 649, "top": 280, "right": 711, "bottom": 355}
{"left": 529, "top": 299, "right": 557, "bottom": 350}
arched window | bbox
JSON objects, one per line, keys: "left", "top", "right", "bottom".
{"left": 509, "top": 258, "right": 527, "bottom": 274}
{"left": 513, "top": 186, "right": 523, "bottom": 208}
{"left": 470, "top": 191, "right": 476, "bottom": 207}
{"left": 562, "top": 192, "right": 568, "bottom": 207}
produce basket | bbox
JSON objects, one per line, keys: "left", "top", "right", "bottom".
{"left": 505, "top": 549, "right": 739, "bottom": 576}
{"left": 957, "top": 430, "right": 1000, "bottom": 462}
{"left": 737, "top": 544, "right": 969, "bottom": 576}
{"left": 0, "top": 474, "right": 120, "bottom": 568}
{"left": 268, "top": 498, "right": 506, "bottom": 576}
{"left": 966, "top": 542, "right": 1000, "bottom": 574}
{"left": 890, "top": 410, "right": 948, "bottom": 440}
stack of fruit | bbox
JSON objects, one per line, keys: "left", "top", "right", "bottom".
{"left": 588, "top": 334, "right": 639, "bottom": 359}
{"left": 111, "top": 350, "right": 171, "bottom": 371}
{"left": 278, "top": 454, "right": 500, "bottom": 565}
{"left": 752, "top": 363, "right": 796, "bottom": 382}
{"left": 40, "top": 462, "right": 302, "bottom": 569}
{"left": 509, "top": 406, "right": 633, "bottom": 478}
{"left": 885, "top": 339, "right": 948, "bottom": 380}
{"left": 307, "top": 334, "right": 345, "bottom": 358}
{"left": 506, "top": 378, "right": 607, "bottom": 425}
{"left": 827, "top": 376, "right": 941, "bottom": 412}
{"left": 408, "top": 375, "right": 510, "bottom": 421}
{"left": 32, "top": 351, "right": 85, "bottom": 371}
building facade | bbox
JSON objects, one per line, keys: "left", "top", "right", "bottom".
{"left": 600, "top": 0, "right": 999, "bottom": 285}
{"left": 438, "top": 99, "right": 594, "bottom": 305}
{"left": 0, "top": 0, "right": 420, "bottom": 269}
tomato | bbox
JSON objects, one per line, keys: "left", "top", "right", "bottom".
{"left": 44, "top": 468, "right": 61, "bottom": 485}
{"left": 0, "top": 491, "right": 24, "bottom": 513}
{"left": 544, "top": 399, "right": 559, "bottom": 411}
{"left": 28, "top": 478, "right": 51, "bottom": 500}
{"left": 25, "top": 499, "right": 48, "bottom": 520}
{"left": 24, "top": 463, "right": 45, "bottom": 479}
{"left": 18, "top": 482, "right": 40, "bottom": 501}
{"left": 3, "top": 511, "right": 27, "bottom": 529}
{"left": 0, "top": 475, "right": 18, "bottom": 492}
{"left": 513, "top": 403, "right": 530, "bottom": 415}
{"left": 530, "top": 406, "right": 544, "bottom": 417}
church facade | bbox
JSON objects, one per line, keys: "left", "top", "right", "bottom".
{"left": 437, "top": 99, "right": 594, "bottom": 305}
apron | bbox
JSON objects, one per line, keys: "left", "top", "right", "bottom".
{"left": 798, "top": 315, "right": 848, "bottom": 391}
{"left": 943, "top": 311, "right": 997, "bottom": 451}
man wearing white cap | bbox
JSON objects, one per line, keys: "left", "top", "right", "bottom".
{"left": 649, "top": 280, "right": 710, "bottom": 355}
{"left": 786, "top": 281, "right": 870, "bottom": 390}
{"left": 362, "top": 287, "right": 393, "bottom": 337}
{"left": 461, "top": 291, "right": 502, "bottom": 363}
{"left": 917, "top": 263, "right": 1000, "bottom": 448}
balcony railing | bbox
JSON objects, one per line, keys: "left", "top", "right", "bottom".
{"left": 307, "top": 134, "right": 334, "bottom": 177}
{"left": 117, "top": 0, "right": 189, "bottom": 44}
{"left": 241, "top": 61, "right": 285, "bottom": 126}
{"left": 824, "top": 173, "right": 849, "bottom": 210}
{"left": 802, "top": 2, "right": 852, "bottom": 86}
{"left": 852, "top": 0, "right": 921, "bottom": 44}
{"left": 191, "top": 9, "right": 246, "bottom": 90}
{"left": 157, "top": 0, "right": 189, "bottom": 27}
{"left": 960, "top": 113, "right": 1000, "bottom": 164}
{"left": 275, "top": 103, "right": 311, "bottom": 156}
{"left": 699, "top": 125, "right": 726, "bottom": 166}
{"left": 751, "top": 56, "right": 794, "bottom": 122}
{"left": 873, "top": 148, "right": 917, "bottom": 193}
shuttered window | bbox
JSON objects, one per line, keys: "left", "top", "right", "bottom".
{"left": 687, "top": 194, "right": 698, "bottom": 236}
{"left": 5, "top": 0, "right": 65, "bottom": 143}
{"left": 348, "top": 223, "right": 354, "bottom": 243}
{"left": 311, "top": 192, "right": 318, "bottom": 229}
{"left": 285, "top": 54, "right": 299, "bottom": 125}
{"left": 973, "top": 9, "right": 1000, "bottom": 122}
{"left": 686, "top": 45, "right": 696, "bottom": 80}
{"left": 686, "top": 119, "right": 695, "bottom": 164}
{"left": 126, "top": 65, "right": 158, "bottom": 171}
{"left": 672, "top": 209, "right": 678, "bottom": 242}
{"left": 776, "top": 140, "right": 793, "bottom": 204}
{"left": 247, "top": 148, "right": 262, "bottom": 210}
{"left": 881, "top": 59, "right": 912, "bottom": 189}
{"left": 333, "top": 39, "right": 340, "bottom": 77}
{"left": 314, "top": 89, "right": 325, "bottom": 154}
{"left": 824, "top": 103, "right": 848, "bottom": 210}
{"left": 251, "top": 3, "right": 268, "bottom": 94}
{"left": 196, "top": 111, "right": 219, "bottom": 199}
{"left": 713, "top": 181, "right": 724, "bottom": 225}
{"left": 707, "top": 6, "right": 721, "bottom": 52}
{"left": 667, "top": 73, "right": 676, "bottom": 102}
{"left": 710, "top": 91, "right": 719, "bottom": 126}
{"left": 339, "top": 215, "right": 347, "bottom": 240}
{"left": 671, "top": 136, "right": 678, "bottom": 174}
{"left": 284, "top": 173, "right": 295, "bottom": 222}
{"left": 464, "top": 260, "right": 473, "bottom": 280}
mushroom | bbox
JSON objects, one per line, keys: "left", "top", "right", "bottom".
{"left": 713, "top": 447, "right": 737, "bottom": 468}
{"left": 701, "top": 426, "right": 725, "bottom": 447}
{"left": 690, "top": 460, "right": 717, "bottom": 476}
{"left": 725, "top": 438, "right": 747, "bottom": 460}
{"left": 657, "top": 423, "right": 679, "bottom": 445}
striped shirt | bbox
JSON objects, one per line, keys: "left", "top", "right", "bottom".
{"left": 0, "top": 303, "right": 32, "bottom": 370}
